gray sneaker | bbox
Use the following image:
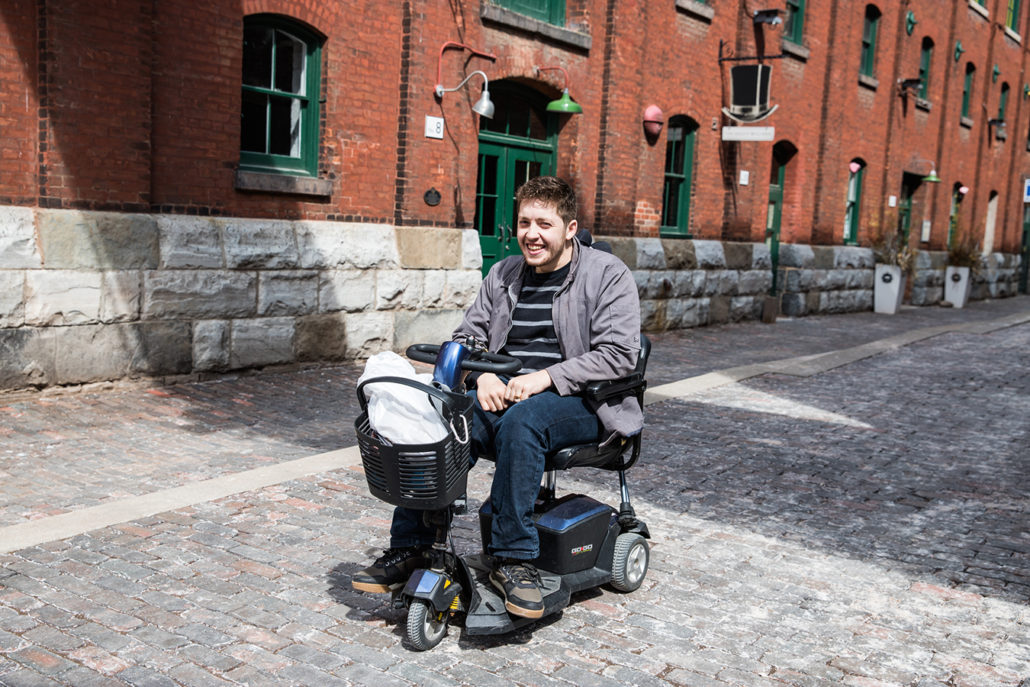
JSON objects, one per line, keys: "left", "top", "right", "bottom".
{"left": 489, "top": 559, "right": 544, "bottom": 619}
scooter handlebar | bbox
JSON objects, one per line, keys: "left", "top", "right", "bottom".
{"left": 406, "top": 343, "right": 522, "bottom": 375}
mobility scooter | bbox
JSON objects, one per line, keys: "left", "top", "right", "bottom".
{"left": 354, "top": 336, "right": 651, "bottom": 650}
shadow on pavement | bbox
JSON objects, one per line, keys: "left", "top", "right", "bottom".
{"left": 635, "top": 326, "right": 1030, "bottom": 605}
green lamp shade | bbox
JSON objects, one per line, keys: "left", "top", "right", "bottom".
{"left": 922, "top": 169, "right": 942, "bottom": 183}
{"left": 546, "top": 89, "right": 583, "bottom": 114}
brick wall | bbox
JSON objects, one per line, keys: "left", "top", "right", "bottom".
{"left": 4, "top": 0, "right": 1029, "bottom": 245}
{"left": 0, "top": 0, "right": 36, "bottom": 206}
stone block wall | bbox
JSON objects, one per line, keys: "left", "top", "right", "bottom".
{"left": 971, "top": 252, "right": 1022, "bottom": 300}
{"left": 0, "top": 206, "right": 480, "bottom": 390}
{"left": 607, "top": 237, "right": 1020, "bottom": 330}
{"left": 775, "top": 244, "right": 876, "bottom": 316}
{"left": 1, "top": 208, "right": 1023, "bottom": 392}
{"left": 610, "top": 238, "right": 876, "bottom": 329}
{"left": 909, "top": 250, "right": 1022, "bottom": 305}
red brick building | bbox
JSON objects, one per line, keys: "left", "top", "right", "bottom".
{"left": 0, "top": 0, "right": 1027, "bottom": 389}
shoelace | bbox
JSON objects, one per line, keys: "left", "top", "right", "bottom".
{"left": 376, "top": 548, "right": 417, "bottom": 566}
{"left": 501, "top": 562, "right": 540, "bottom": 586}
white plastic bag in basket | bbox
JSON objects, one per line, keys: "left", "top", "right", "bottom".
{"left": 358, "top": 351, "right": 449, "bottom": 445}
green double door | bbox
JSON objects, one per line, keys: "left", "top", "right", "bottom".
{"left": 473, "top": 81, "right": 558, "bottom": 275}
{"left": 475, "top": 142, "right": 554, "bottom": 273}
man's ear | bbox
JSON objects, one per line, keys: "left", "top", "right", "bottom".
{"left": 564, "top": 219, "right": 578, "bottom": 241}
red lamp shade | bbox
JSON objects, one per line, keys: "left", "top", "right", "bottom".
{"left": 643, "top": 104, "right": 664, "bottom": 138}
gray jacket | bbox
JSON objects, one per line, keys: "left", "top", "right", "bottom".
{"left": 453, "top": 240, "right": 643, "bottom": 437}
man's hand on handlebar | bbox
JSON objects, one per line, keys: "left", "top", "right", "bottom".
{"left": 476, "top": 370, "right": 553, "bottom": 411}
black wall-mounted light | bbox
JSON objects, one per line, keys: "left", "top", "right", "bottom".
{"left": 897, "top": 78, "right": 923, "bottom": 96}
{"left": 753, "top": 9, "right": 782, "bottom": 25}
{"left": 988, "top": 118, "right": 1007, "bottom": 140}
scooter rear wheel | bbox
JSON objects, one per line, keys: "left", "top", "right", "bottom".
{"left": 406, "top": 599, "right": 448, "bottom": 651}
{"left": 611, "top": 533, "right": 649, "bottom": 592}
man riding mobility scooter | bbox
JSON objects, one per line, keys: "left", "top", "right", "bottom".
{"left": 353, "top": 336, "right": 651, "bottom": 650}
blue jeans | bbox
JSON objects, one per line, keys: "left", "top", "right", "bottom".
{"left": 389, "top": 389, "right": 603, "bottom": 560}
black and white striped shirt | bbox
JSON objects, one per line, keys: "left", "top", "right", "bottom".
{"left": 502, "top": 265, "right": 569, "bottom": 374}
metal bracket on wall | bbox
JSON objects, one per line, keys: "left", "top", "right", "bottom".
{"left": 718, "top": 39, "right": 785, "bottom": 63}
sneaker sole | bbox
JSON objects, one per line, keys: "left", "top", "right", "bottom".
{"left": 503, "top": 599, "right": 545, "bottom": 619}
{"left": 351, "top": 580, "right": 398, "bottom": 593}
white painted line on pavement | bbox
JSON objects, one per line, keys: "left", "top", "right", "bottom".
{"left": 646, "top": 312, "right": 1030, "bottom": 404}
{"left": 0, "top": 446, "right": 362, "bottom": 554}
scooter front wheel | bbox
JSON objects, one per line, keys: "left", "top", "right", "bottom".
{"left": 610, "top": 532, "right": 649, "bottom": 592}
{"left": 406, "top": 599, "right": 449, "bottom": 650}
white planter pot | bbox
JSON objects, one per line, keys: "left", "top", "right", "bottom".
{"left": 874, "top": 264, "right": 906, "bottom": 314}
{"left": 944, "top": 265, "right": 972, "bottom": 308}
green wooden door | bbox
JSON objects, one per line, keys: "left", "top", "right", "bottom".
{"left": 898, "top": 195, "right": 912, "bottom": 241}
{"left": 1020, "top": 205, "right": 1030, "bottom": 293}
{"left": 475, "top": 143, "right": 552, "bottom": 272}
{"left": 766, "top": 168, "right": 785, "bottom": 294}
{"left": 897, "top": 173, "right": 921, "bottom": 242}
{"left": 474, "top": 82, "right": 557, "bottom": 275}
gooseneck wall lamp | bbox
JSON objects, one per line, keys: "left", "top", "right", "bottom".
{"left": 434, "top": 41, "right": 497, "bottom": 119}
{"left": 916, "top": 160, "right": 941, "bottom": 183}
{"left": 536, "top": 65, "right": 583, "bottom": 114}
{"left": 435, "top": 71, "right": 495, "bottom": 118}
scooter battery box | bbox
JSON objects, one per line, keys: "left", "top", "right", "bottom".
{"left": 479, "top": 494, "right": 616, "bottom": 574}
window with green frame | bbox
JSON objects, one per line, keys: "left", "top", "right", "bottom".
{"left": 948, "top": 184, "right": 965, "bottom": 247}
{"left": 784, "top": 0, "right": 805, "bottom": 44}
{"left": 844, "top": 161, "right": 864, "bottom": 244}
{"left": 961, "top": 63, "right": 975, "bottom": 118}
{"left": 494, "top": 0, "right": 565, "bottom": 26}
{"left": 660, "top": 116, "right": 698, "bottom": 238}
{"left": 1006, "top": 0, "right": 1021, "bottom": 31}
{"left": 860, "top": 5, "right": 881, "bottom": 77}
{"left": 240, "top": 15, "right": 323, "bottom": 177}
{"left": 918, "top": 38, "right": 933, "bottom": 100}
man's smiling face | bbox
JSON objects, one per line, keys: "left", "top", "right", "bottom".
{"left": 516, "top": 198, "right": 578, "bottom": 273}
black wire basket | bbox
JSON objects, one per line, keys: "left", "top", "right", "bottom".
{"left": 354, "top": 376, "right": 473, "bottom": 510}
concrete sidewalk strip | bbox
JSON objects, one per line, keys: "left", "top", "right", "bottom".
{"left": 2, "top": 308, "right": 1027, "bottom": 555}
{"left": 0, "top": 446, "right": 360, "bottom": 554}
{"left": 647, "top": 310, "right": 1030, "bottom": 400}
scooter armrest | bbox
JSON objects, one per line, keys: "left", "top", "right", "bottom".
{"left": 584, "top": 373, "right": 645, "bottom": 403}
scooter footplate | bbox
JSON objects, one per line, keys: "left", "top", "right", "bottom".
{"left": 463, "top": 554, "right": 570, "bottom": 636}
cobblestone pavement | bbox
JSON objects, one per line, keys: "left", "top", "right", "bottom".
{"left": 1, "top": 297, "right": 1029, "bottom": 686}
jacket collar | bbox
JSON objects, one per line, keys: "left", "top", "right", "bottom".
{"left": 508, "top": 237, "right": 582, "bottom": 287}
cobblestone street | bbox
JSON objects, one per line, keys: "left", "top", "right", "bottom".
{"left": 1, "top": 298, "right": 1029, "bottom": 686}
